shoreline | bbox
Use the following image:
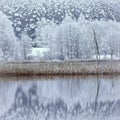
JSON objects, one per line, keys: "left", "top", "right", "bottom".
{"left": 0, "top": 61, "right": 120, "bottom": 76}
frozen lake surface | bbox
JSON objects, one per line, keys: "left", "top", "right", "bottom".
{"left": 0, "top": 76, "right": 120, "bottom": 120}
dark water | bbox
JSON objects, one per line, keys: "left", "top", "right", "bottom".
{"left": 0, "top": 76, "right": 120, "bottom": 120}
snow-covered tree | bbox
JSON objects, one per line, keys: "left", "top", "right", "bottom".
{"left": 105, "top": 21, "right": 120, "bottom": 60}
{"left": 0, "top": 11, "right": 18, "bottom": 61}
{"left": 55, "top": 22, "right": 80, "bottom": 60}
{"left": 90, "top": 20, "right": 120, "bottom": 61}
{"left": 19, "top": 32, "right": 32, "bottom": 60}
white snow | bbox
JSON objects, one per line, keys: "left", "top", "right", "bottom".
{"left": 31, "top": 48, "right": 50, "bottom": 57}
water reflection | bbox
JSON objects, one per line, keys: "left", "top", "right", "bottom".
{"left": 0, "top": 76, "right": 120, "bottom": 120}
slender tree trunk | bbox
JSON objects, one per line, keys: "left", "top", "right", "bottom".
{"left": 110, "top": 49, "right": 113, "bottom": 61}
{"left": 92, "top": 29, "right": 101, "bottom": 114}
{"left": 23, "top": 45, "right": 26, "bottom": 60}
{"left": 93, "top": 29, "right": 100, "bottom": 64}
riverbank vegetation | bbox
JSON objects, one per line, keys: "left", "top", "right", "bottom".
{"left": 0, "top": 61, "right": 120, "bottom": 76}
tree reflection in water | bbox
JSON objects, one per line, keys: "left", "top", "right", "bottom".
{"left": 0, "top": 76, "right": 120, "bottom": 120}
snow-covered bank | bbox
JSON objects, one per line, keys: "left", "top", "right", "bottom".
{"left": 0, "top": 61, "right": 120, "bottom": 76}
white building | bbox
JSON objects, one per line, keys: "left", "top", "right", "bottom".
{"left": 27, "top": 48, "right": 50, "bottom": 60}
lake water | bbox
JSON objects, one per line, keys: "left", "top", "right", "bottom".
{"left": 0, "top": 75, "right": 120, "bottom": 120}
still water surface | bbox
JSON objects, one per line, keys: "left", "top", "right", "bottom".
{"left": 0, "top": 76, "right": 120, "bottom": 120}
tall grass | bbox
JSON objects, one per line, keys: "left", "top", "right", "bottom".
{"left": 0, "top": 61, "right": 119, "bottom": 76}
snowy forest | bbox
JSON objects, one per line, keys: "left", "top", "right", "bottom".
{"left": 0, "top": 0, "right": 120, "bottom": 61}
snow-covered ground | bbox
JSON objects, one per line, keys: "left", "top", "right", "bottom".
{"left": 0, "top": 76, "right": 120, "bottom": 120}
{"left": 92, "top": 55, "right": 120, "bottom": 60}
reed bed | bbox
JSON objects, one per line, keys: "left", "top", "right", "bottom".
{"left": 0, "top": 61, "right": 120, "bottom": 76}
